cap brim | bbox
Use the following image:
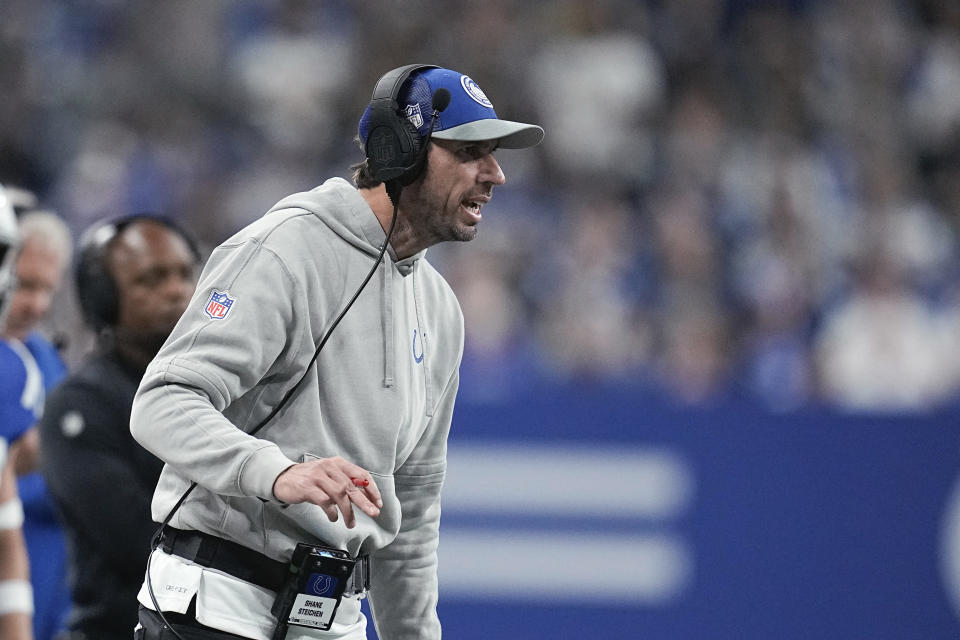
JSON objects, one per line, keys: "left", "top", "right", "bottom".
{"left": 432, "top": 119, "right": 544, "bottom": 149}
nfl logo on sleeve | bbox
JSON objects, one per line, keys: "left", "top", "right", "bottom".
{"left": 204, "top": 289, "right": 235, "bottom": 320}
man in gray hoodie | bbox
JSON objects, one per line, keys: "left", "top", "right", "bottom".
{"left": 130, "top": 65, "right": 543, "bottom": 640}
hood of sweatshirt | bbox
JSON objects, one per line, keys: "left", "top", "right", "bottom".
{"left": 266, "top": 177, "right": 424, "bottom": 269}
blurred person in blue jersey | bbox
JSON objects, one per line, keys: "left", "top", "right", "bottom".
{"left": 0, "top": 195, "right": 73, "bottom": 640}
{"left": 0, "top": 185, "right": 34, "bottom": 639}
{"left": 39, "top": 214, "right": 199, "bottom": 640}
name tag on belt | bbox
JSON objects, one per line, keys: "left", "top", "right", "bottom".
{"left": 272, "top": 543, "right": 355, "bottom": 632}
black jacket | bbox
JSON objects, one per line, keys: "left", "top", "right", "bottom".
{"left": 39, "top": 347, "right": 164, "bottom": 640}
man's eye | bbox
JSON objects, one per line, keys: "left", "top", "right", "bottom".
{"left": 137, "top": 271, "right": 164, "bottom": 286}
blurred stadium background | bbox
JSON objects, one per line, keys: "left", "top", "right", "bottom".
{"left": 2, "top": 0, "right": 960, "bottom": 638}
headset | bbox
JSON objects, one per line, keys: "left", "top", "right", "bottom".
{"left": 146, "top": 66, "right": 450, "bottom": 640}
{"left": 364, "top": 64, "right": 450, "bottom": 197}
{"left": 75, "top": 213, "right": 201, "bottom": 330}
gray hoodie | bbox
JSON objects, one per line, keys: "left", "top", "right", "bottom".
{"left": 131, "top": 177, "right": 464, "bottom": 639}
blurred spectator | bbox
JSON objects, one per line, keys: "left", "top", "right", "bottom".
{"left": 731, "top": 181, "right": 818, "bottom": 411}
{"left": 655, "top": 298, "right": 733, "bottom": 406}
{"left": 0, "top": 207, "right": 72, "bottom": 640}
{"left": 39, "top": 215, "right": 198, "bottom": 640}
{"left": 536, "top": 193, "right": 653, "bottom": 380}
{"left": 646, "top": 186, "right": 734, "bottom": 404}
{"left": 228, "top": 1, "right": 355, "bottom": 155}
{"left": 0, "top": 184, "right": 32, "bottom": 640}
{"left": 530, "top": 1, "right": 664, "bottom": 188}
{"left": 813, "top": 247, "right": 953, "bottom": 412}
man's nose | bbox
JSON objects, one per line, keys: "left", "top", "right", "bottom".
{"left": 480, "top": 153, "right": 506, "bottom": 186}
{"left": 161, "top": 274, "right": 194, "bottom": 301}
{"left": 26, "top": 290, "right": 51, "bottom": 316}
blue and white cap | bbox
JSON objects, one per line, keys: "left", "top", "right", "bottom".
{"left": 359, "top": 67, "right": 544, "bottom": 149}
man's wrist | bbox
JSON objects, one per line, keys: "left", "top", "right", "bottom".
{"left": 238, "top": 444, "right": 297, "bottom": 502}
{"left": 271, "top": 463, "right": 298, "bottom": 504}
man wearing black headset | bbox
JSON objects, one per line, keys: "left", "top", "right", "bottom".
{"left": 37, "top": 215, "right": 198, "bottom": 640}
{"left": 130, "top": 65, "right": 542, "bottom": 640}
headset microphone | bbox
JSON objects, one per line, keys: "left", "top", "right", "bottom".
{"left": 431, "top": 87, "right": 451, "bottom": 114}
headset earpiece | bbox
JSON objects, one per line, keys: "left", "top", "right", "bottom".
{"left": 364, "top": 64, "right": 439, "bottom": 188}
{"left": 76, "top": 222, "right": 121, "bottom": 330}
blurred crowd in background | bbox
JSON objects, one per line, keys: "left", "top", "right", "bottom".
{"left": 2, "top": 0, "right": 960, "bottom": 413}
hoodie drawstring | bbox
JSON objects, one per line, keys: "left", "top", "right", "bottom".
{"left": 412, "top": 264, "right": 435, "bottom": 415}
{"left": 382, "top": 257, "right": 395, "bottom": 388}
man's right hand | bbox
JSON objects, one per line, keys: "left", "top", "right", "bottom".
{"left": 272, "top": 456, "right": 382, "bottom": 528}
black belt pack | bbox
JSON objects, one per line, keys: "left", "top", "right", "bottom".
{"left": 270, "top": 543, "right": 366, "bottom": 638}
{"left": 159, "top": 527, "right": 370, "bottom": 636}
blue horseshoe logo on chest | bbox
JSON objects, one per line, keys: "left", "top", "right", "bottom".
{"left": 412, "top": 329, "right": 424, "bottom": 364}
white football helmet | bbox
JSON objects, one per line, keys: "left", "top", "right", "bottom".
{"left": 0, "top": 184, "right": 20, "bottom": 323}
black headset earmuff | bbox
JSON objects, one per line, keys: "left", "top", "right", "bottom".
{"left": 364, "top": 63, "right": 439, "bottom": 188}
{"left": 75, "top": 213, "right": 200, "bottom": 330}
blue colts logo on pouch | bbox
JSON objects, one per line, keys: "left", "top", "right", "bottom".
{"left": 307, "top": 573, "right": 339, "bottom": 597}
{"left": 412, "top": 329, "right": 424, "bottom": 364}
{"left": 204, "top": 290, "right": 235, "bottom": 320}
